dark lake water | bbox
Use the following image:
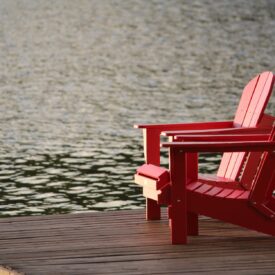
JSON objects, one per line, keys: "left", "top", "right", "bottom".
{"left": 0, "top": 0, "right": 274, "bottom": 216}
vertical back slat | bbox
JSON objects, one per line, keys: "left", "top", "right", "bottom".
{"left": 224, "top": 153, "right": 239, "bottom": 179}
{"left": 227, "top": 152, "right": 246, "bottom": 180}
{"left": 249, "top": 73, "right": 274, "bottom": 126}
{"left": 217, "top": 153, "right": 232, "bottom": 177}
{"left": 233, "top": 75, "right": 260, "bottom": 127}
{"left": 242, "top": 72, "right": 272, "bottom": 127}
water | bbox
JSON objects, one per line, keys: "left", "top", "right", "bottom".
{"left": 0, "top": 0, "right": 274, "bottom": 217}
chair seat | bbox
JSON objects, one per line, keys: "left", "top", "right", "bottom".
{"left": 198, "top": 173, "right": 246, "bottom": 189}
{"left": 187, "top": 181, "right": 249, "bottom": 200}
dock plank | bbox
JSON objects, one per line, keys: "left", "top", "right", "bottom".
{"left": 0, "top": 210, "right": 275, "bottom": 274}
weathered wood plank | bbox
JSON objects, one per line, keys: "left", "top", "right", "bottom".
{"left": 0, "top": 210, "right": 274, "bottom": 275}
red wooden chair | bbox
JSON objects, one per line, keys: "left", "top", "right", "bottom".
{"left": 135, "top": 125, "right": 275, "bottom": 244}
{"left": 135, "top": 72, "right": 275, "bottom": 220}
{"left": 157, "top": 124, "right": 275, "bottom": 244}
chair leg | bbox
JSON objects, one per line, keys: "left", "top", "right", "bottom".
{"left": 143, "top": 128, "right": 161, "bottom": 220}
{"left": 169, "top": 148, "right": 188, "bottom": 244}
{"left": 146, "top": 198, "right": 161, "bottom": 220}
{"left": 170, "top": 202, "right": 187, "bottom": 244}
{"left": 187, "top": 212, "right": 199, "bottom": 236}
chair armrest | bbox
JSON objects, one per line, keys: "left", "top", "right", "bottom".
{"left": 161, "top": 141, "right": 275, "bottom": 153}
{"left": 135, "top": 120, "right": 232, "bottom": 165}
{"left": 163, "top": 127, "right": 271, "bottom": 137}
{"left": 174, "top": 134, "right": 270, "bottom": 142}
{"left": 134, "top": 121, "right": 233, "bottom": 130}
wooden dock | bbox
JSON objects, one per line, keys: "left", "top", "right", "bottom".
{"left": 0, "top": 209, "right": 275, "bottom": 275}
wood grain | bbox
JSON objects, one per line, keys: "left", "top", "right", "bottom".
{"left": 0, "top": 210, "right": 274, "bottom": 274}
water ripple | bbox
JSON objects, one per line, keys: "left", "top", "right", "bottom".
{"left": 0, "top": 0, "right": 274, "bottom": 216}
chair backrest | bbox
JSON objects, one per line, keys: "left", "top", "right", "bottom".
{"left": 217, "top": 72, "right": 274, "bottom": 181}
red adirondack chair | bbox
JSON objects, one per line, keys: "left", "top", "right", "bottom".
{"left": 135, "top": 128, "right": 275, "bottom": 244}
{"left": 135, "top": 72, "right": 275, "bottom": 220}
{"left": 154, "top": 124, "right": 275, "bottom": 244}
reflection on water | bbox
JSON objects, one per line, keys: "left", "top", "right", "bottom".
{"left": 0, "top": 0, "right": 274, "bottom": 216}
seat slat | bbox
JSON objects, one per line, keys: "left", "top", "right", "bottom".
{"left": 226, "top": 190, "right": 245, "bottom": 199}
{"left": 205, "top": 186, "right": 223, "bottom": 196}
{"left": 237, "top": 191, "right": 250, "bottom": 200}
{"left": 215, "top": 189, "right": 234, "bottom": 198}
{"left": 187, "top": 182, "right": 203, "bottom": 191}
{"left": 195, "top": 184, "right": 213, "bottom": 194}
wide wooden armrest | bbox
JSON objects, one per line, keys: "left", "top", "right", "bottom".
{"left": 134, "top": 120, "right": 233, "bottom": 130}
{"left": 163, "top": 127, "right": 271, "bottom": 137}
{"left": 174, "top": 134, "right": 270, "bottom": 142}
{"left": 161, "top": 141, "right": 275, "bottom": 153}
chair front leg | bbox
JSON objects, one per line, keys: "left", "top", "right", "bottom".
{"left": 143, "top": 128, "right": 161, "bottom": 220}
{"left": 169, "top": 147, "right": 187, "bottom": 244}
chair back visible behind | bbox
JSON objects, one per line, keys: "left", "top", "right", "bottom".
{"left": 217, "top": 72, "right": 274, "bottom": 182}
